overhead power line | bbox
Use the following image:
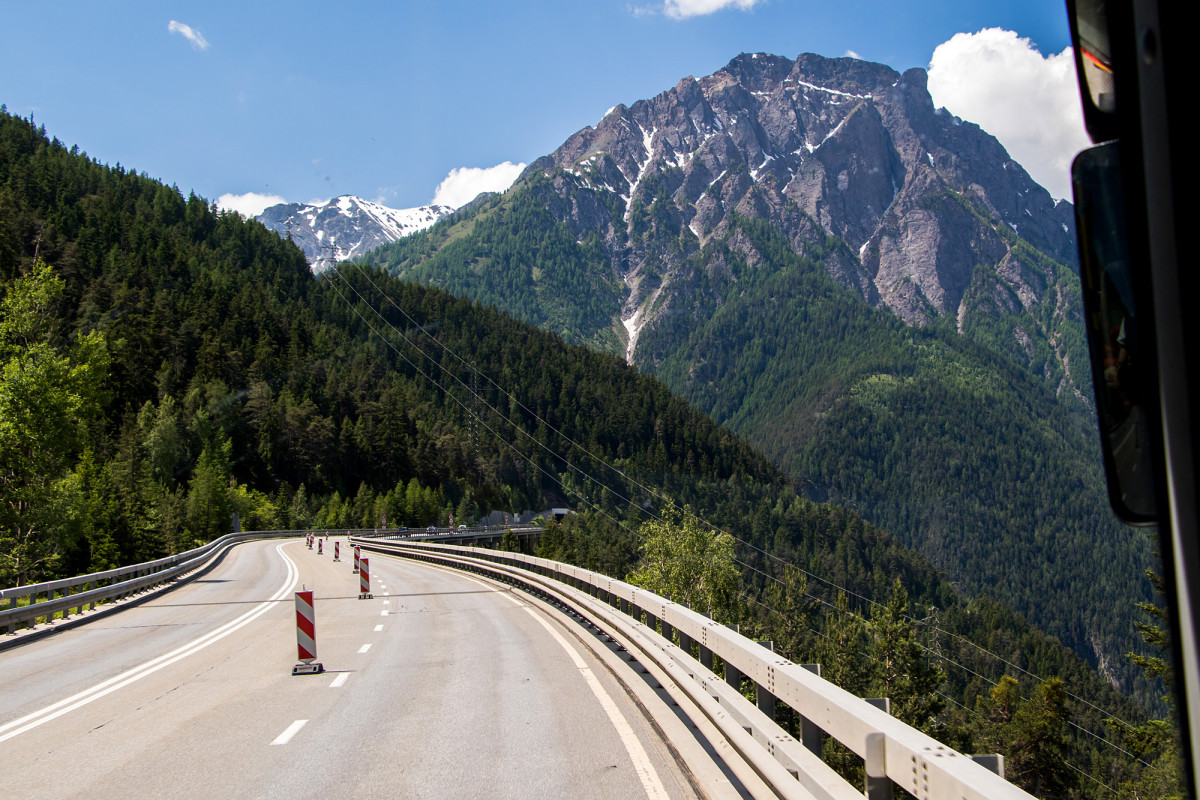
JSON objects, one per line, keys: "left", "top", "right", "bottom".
{"left": 326, "top": 261, "right": 1151, "bottom": 745}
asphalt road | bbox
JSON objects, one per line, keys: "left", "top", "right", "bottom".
{"left": 0, "top": 537, "right": 699, "bottom": 799}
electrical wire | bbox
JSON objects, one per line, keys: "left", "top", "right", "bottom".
{"left": 327, "top": 262, "right": 1157, "bottom": 764}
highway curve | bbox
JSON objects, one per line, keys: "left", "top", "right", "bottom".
{"left": 0, "top": 537, "right": 701, "bottom": 799}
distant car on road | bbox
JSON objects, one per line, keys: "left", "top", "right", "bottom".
{"left": 457, "top": 524, "right": 467, "bottom": 531}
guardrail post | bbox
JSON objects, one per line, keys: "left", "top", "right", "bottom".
{"left": 678, "top": 630, "right": 693, "bottom": 656}
{"left": 699, "top": 645, "right": 714, "bottom": 670}
{"left": 799, "top": 664, "right": 825, "bottom": 756}
{"left": 725, "top": 660, "right": 744, "bottom": 691}
{"left": 755, "top": 681, "right": 776, "bottom": 718}
{"left": 865, "top": 732, "right": 892, "bottom": 800}
{"left": 864, "top": 699, "right": 893, "bottom": 800}
{"left": 753, "top": 640, "right": 777, "bottom": 717}
{"left": 971, "top": 754, "right": 1005, "bottom": 778}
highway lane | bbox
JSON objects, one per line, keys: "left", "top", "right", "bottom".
{"left": 0, "top": 537, "right": 700, "bottom": 799}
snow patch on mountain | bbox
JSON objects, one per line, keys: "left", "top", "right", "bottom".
{"left": 257, "top": 195, "right": 452, "bottom": 273}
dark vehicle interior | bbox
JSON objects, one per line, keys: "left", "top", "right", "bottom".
{"left": 1067, "top": 0, "right": 1200, "bottom": 792}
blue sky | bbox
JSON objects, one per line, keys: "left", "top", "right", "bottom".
{"left": 1, "top": 1, "right": 1082, "bottom": 212}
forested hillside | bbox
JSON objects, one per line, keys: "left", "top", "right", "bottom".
{"left": 0, "top": 109, "right": 1173, "bottom": 797}
{"left": 380, "top": 182, "right": 624, "bottom": 352}
{"left": 368, "top": 54, "right": 1151, "bottom": 695}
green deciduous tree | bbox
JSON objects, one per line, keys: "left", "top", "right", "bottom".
{"left": 627, "top": 505, "right": 739, "bottom": 620}
{"left": 0, "top": 261, "right": 107, "bottom": 584}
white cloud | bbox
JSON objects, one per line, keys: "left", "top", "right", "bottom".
{"left": 217, "top": 192, "right": 286, "bottom": 218}
{"left": 168, "top": 20, "right": 210, "bottom": 51}
{"left": 927, "top": 28, "right": 1088, "bottom": 200}
{"left": 845, "top": 50, "right": 862, "bottom": 60}
{"left": 431, "top": 161, "right": 526, "bottom": 209}
{"left": 663, "top": 0, "right": 762, "bottom": 19}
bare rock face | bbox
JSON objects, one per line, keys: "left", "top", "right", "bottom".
{"left": 519, "top": 52, "right": 1077, "bottom": 373}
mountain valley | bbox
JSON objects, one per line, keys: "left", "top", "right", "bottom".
{"left": 366, "top": 52, "right": 1149, "bottom": 687}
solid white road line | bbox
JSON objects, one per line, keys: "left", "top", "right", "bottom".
{"left": 0, "top": 542, "right": 301, "bottom": 745}
{"left": 270, "top": 719, "right": 308, "bottom": 745}
{"left": 520, "top": 606, "right": 671, "bottom": 800}
{"left": 329, "top": 673, "right": 350, "bottom": 689}
{"left": 453, "top": 571, "right": 670, "bottom": 800}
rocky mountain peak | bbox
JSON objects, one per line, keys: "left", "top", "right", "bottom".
{"left": 257, "top": 195, "right": 452, "bottom": 273}
{"left": 378, "top": 51, "right": 1082, "bottom": 402}
{"left": 528, "top": 51, "right": 1077, "bottom": 349}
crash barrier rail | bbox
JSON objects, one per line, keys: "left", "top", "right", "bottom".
{"left": 0, "top": 529, "right": 314, "bottom": 635}
{"left": 352, "top": 537, "right": 1032, "bottom": 800}
{"left": 358, "top": 525, "right": 545, "bottom": 548}
{"left": 0, "top": 525, "right": 540, "bottom": 636}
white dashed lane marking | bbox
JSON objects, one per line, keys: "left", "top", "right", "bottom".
{"left": 270, "top": 720, "right": 308, "bottom": 745}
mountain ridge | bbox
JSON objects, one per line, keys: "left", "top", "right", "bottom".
{"left": 256, "top": 195, "right": 452, "bottom": 273}
{"left": 366, "top": 50, "right": 1148, "bottom": 686}
{"left": 526, "top": 51, "right": 1077, "bottom": 345}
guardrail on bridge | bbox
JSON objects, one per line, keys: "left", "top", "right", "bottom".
{"left": 352, "top": 536, "right": 1033, "bottom": 800}
{"left": 0, "top": 529, "right": 309, "bottom": 636}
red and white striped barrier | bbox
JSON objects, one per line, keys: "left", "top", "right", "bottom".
{"left": 292, "top": 590, "right": 324, "bottom": 675}
{"left": 333, "top": 541, "right": 340, "bottom": 562}
{"left": 317, "top": 538, "right": 323, "bottom": 555}
{"left": 359, "top": 557, "right": 372, "bottom": 599}
{"left": 306, "top": 533, "right": 312, "bottom": 549}
{"left": 353, "top": 545, "right": 361, "bottom": 574}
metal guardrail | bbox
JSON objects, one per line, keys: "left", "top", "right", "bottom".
{"left": 354, "top": 537, "right": 1033, "bottom": 800}
{"left": 368, "top": 524, "right": 545, "bottom": 548}
{"left": 0, "top": 529, "right": 309, "bottom": 635}
{"left": 0, "top": 525, "right": 538, "bottom": 636}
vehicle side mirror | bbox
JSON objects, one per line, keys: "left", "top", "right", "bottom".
{"left": 1071, "top": 141, "right": 1158, "bottom": 523}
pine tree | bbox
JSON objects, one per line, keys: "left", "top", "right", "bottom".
{"left": 867, "top": 579, "right": 944, "bottom": 732}
{"left": 1005, "top": 679, "right": 1073, "bottom": 798}
{"left": 1114, "top": 555, "right": 1185, "bottom": 798}
{"left": 817, "top": 590, "right": 869, "bottom": 696}
{"left": 185, "top": 440, "right": 232, "bottom": 541}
